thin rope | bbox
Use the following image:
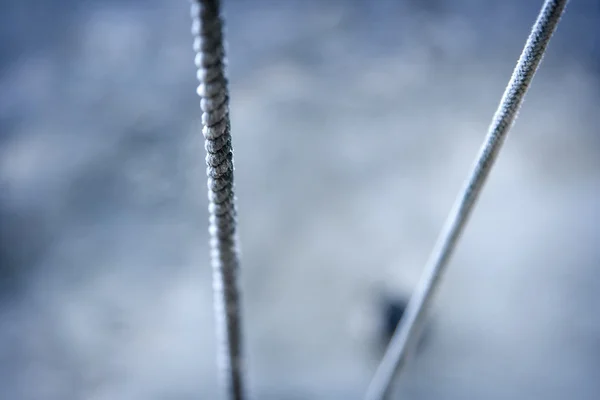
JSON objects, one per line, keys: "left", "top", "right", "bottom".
{"left": 365, "top": 1, "right": 569, "bottom": 399}
{"left": 190, "top": 1, "right": 248, "bottom": 399}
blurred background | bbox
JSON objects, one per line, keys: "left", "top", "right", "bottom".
{"left": 1, "top": 0, "right": 599, "bottom": 399}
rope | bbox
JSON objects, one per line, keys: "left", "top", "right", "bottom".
{"left": 364, "top": 1, "right": 569, "bottom": 399}
{"left": 190, "top": 1, "right": 248, "bottom": 399}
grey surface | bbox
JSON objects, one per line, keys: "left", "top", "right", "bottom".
{"left": 1, "top": 1, "right": 600, "bottom": 399}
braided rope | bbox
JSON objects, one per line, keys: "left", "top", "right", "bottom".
{"left": 365, "top": 1, "right": 569, "bottom": 399}
{"left": 190, "top": 1, "right": 247, "bottom": 399}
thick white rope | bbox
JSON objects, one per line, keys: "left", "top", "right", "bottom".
{"left": 190, "top": 1, "right": 248, "bottom": 399}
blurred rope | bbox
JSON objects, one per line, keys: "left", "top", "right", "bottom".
{"left": 190, "top": 1, "right": 247, "bottom": 399}
{"left": 364, "top": 1, "right": 569, "bottom": 399}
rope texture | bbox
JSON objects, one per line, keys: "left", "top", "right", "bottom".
{"left": 365, "top": 1, "right": 569, "bottom": 399}
{"left": 190, "top": 1, "right": 247, "bottom": 399}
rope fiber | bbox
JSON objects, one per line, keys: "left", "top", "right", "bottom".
{"left": 365, "top": 1, "right": 569, "bottom": 399}
{"left": 190, "top": 1, "right": 248, "bottom": 399}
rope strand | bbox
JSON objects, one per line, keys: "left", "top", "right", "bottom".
{"left": 190, "top": 1, "right": 247, "bottom": 399}
{"left": 365, "top": 1, "right": 569, "bottom": 399}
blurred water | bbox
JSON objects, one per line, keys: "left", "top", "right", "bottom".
{"left": 1, "top": 1, "right": 599, "bottom": 399}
